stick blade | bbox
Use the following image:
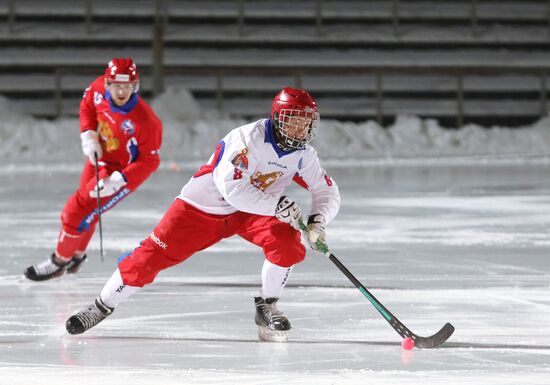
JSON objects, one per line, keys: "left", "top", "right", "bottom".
{"left": 413, "top": 323, "right": 455, "bottom": 349}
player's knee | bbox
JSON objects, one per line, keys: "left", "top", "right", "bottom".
{"left": 265, "top": 224, "right": 306, "bottom": 266}
{"left": 119, "top": 266, "right": 158, "bottom": 287}
{"left": 118, "top": 254, "right": 159, "bottom": 287}
{"left": 267, "top": 242, "right": 306, "bottom": 267}
{"left": 117, "top": 238, "right": 175, "bottom": 287}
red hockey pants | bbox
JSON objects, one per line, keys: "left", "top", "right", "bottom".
{"left": 56, "top": 161, "right": 132, "bottom": 258}
{"left": 119, "top": 198, "right": 306, "bottom": 287}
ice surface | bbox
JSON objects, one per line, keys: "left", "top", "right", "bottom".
{"left": 1, "top": 161, "right": 549, "bottom": 385}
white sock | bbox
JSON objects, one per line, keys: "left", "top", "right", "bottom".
{"left": 261, "top": 259, "right": 292, "bottom": 298}
{"left": 100, "top": 268, "right": 140, "bottom": 309}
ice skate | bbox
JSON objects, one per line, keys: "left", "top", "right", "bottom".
{"left": 66, "top": 298, "right": 114, "bottom": 335}
{"left": 24, "top": 253, "right": 87, "bottom": 281}
{"left": 254, "top": 297, "right": 291, "bottom": 342}
{"left": 24, "top": 253, "right": 69, "bottom": 281}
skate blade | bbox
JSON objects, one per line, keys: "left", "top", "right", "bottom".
{"left": 257, "top": 326, "right": 288, "bottom": 343}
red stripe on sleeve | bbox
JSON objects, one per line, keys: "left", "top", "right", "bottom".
{"left": 292, "top": 173, "right": 309, "bottom": 190}
{"left": 194, "top": 143, "right": 224, "bottom": 177}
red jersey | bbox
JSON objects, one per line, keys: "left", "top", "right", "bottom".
{"left": 80, "top": 76, "right": 163, "bottom": 190}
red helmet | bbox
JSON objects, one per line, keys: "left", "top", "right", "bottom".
{"left": 271, "top": 87, "right": 320, "bottom": 150}
{"left": 105, "top": 58, "right": 139, "bottom": 92}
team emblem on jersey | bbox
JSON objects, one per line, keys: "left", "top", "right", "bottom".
{"left": 99, "top": 120, "right": 120, "bottom": 152}
{"left": 231, "top": 148, "right": 249, "bottom": 170}
{"left": 250, "top": 171, "right": 283, "bottom": 192}
{"left": 121, "top": 119, "right": 136, "bottom": 135}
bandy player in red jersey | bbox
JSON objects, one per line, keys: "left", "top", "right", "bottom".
{"left": 24, "top": 58, "right": 163, "bottom": 281}
{"left": 65, "top": 87, "right": 340, "bottom": 342}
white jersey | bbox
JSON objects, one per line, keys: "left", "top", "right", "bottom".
{"left": 178, "top": 119, "right": 340, "bottom": 223}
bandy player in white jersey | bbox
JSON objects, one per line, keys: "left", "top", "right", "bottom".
{"left": 65, "top": 87, "right": 341, "bottom": 342}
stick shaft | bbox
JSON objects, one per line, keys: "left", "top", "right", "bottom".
{"left": 94, "top": 153, "right": 104, "bottom": 262}
{"left": 327, "top": 253, "right": 395, "bottom": 322}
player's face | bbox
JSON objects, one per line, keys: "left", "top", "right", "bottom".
{"left": 281, "top": 115, "right": 313, "bottom": 139}
{"left": 108, "top": 82, "right": 136, "bottom": 106}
